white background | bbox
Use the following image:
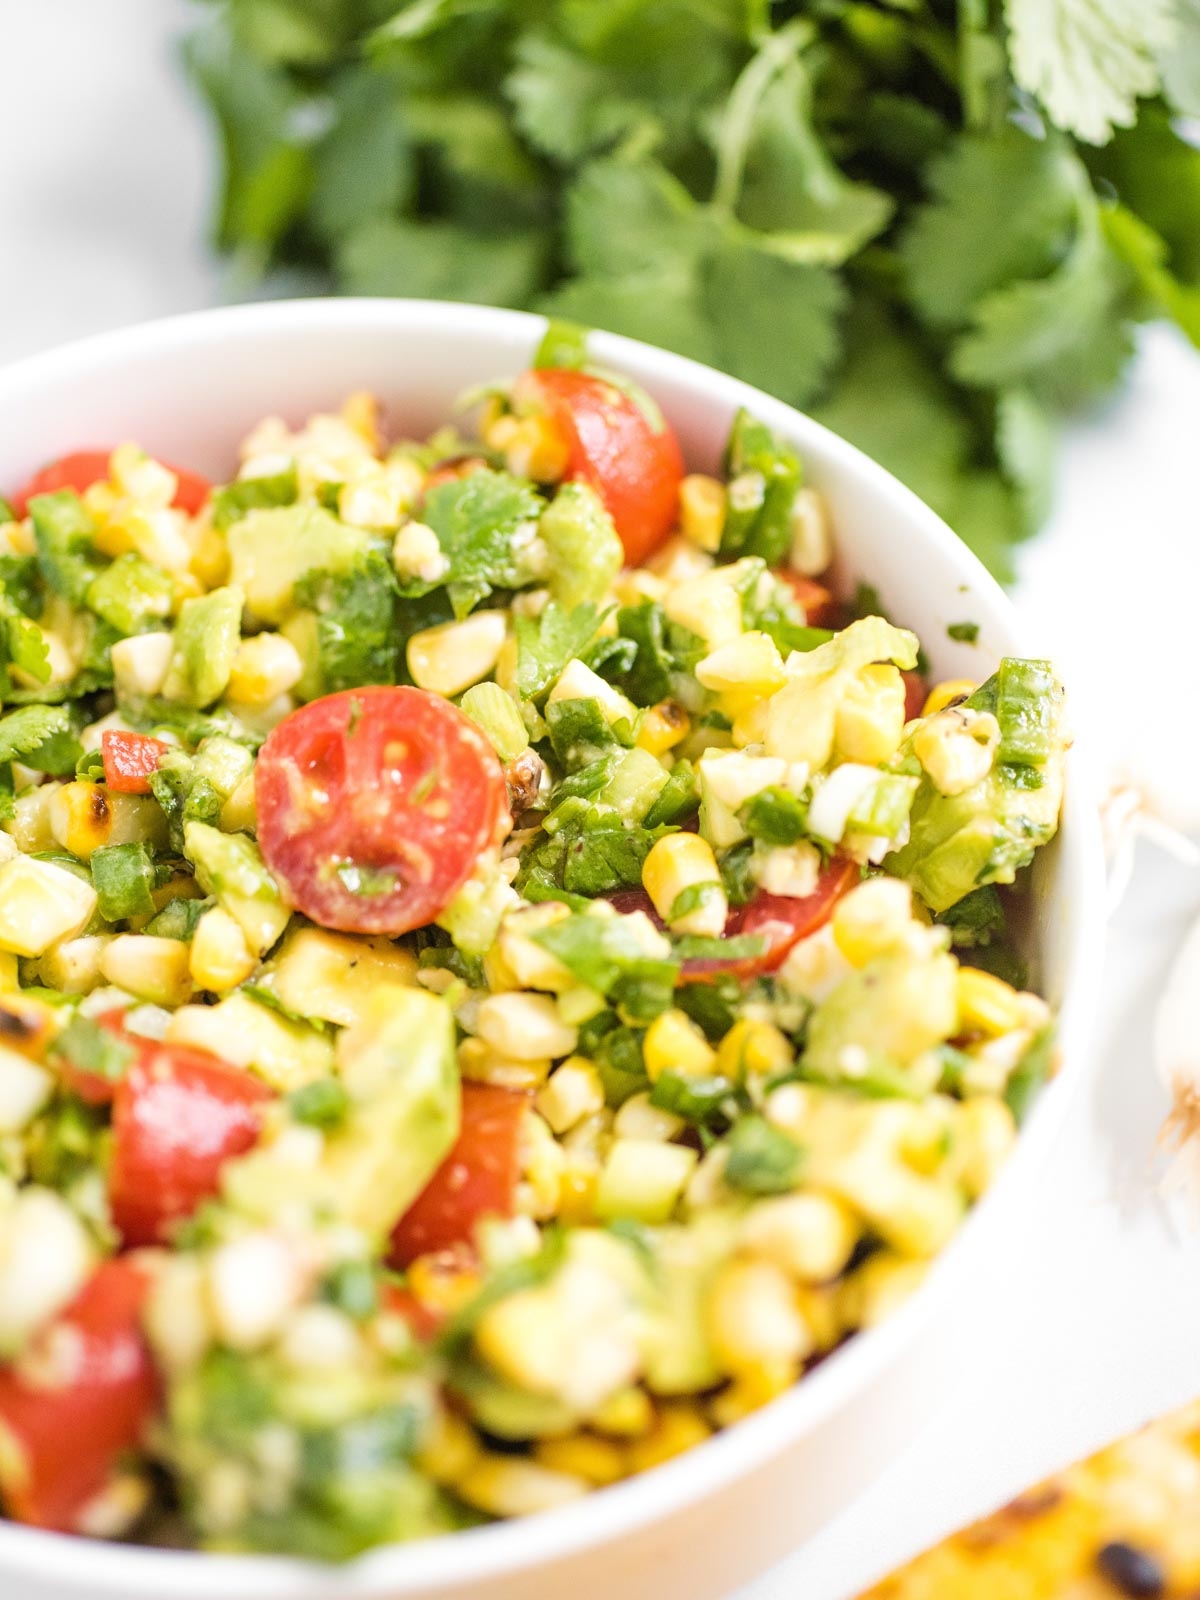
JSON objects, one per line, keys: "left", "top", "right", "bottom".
{"left": 3, "top": 5, "right": 1200, "bottom": 1595}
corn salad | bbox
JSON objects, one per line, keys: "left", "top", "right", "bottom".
{"left": 0, "top": 326, "right": 1067, "bottom": 1558}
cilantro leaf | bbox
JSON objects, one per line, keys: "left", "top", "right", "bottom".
{"left": 417, "top": 469, "right": 543, "bottom": 616}
{"left": 515, "top": 600, "right": 603, "bottom": 702}
{"left": 0, "top": 705, "right": 71, "bottom": 765}
{"left": 1005, "top": 0, "right": 1174, "bottom": 145}
{"left": 339, "top": 218, "right": 547, "bottom": 308}
{"left": 294, "top": 550, "right": 400, "bottom": 693}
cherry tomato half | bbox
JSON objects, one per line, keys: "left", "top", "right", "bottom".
{"left": 256, "top": 687, "right": 510, "bottom": 937}
{"left": 515, "top": 369, "right": 684, "bottom": 566}
{"left": 610, "top": 856, "right": 857, "bottom": 982}
{"left": 110, "top": 1041, "right": 272, "bottom": 1246}
{"left": 0, "top": 1258, "right": 158, "bottom": 1532}
{"left": 389, "top": 1082, "right": 529, "bottom": 1267}
{"left": 10, "top": 449, "right": 211, "bottom": 518}
{"left": 101, "top": 729, "right": 169, "bottom": 795}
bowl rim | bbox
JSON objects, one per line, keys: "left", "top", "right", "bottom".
{"left": 0, "top": 298, "right": 1107, "bottom": 1597}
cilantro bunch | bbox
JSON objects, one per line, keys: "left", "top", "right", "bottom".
{"left": 186, "top": 0, "right": 1200, "bottom": 578}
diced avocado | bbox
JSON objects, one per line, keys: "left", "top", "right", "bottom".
{"left": 85, "top": 553, "right": 174, "bottom": 636}
{"left": 804, "top": 949, "right": 959, "bottom": 1085}
{"left": 223, "top": 986, "right": 459, "bottom": 1240}
{"left": 263, "top": 926, "right": 417, "bottom": 1029}
{"left": 192, "top": 735, "right": 254, "bottom": 798}
{"left": 598, "top": 747, "right": 669, "bottom": 823}
{"left": 640, "top": 1213, "right": 736, "bottom": 1395}
{"left": 539, "top": 483, "right": 623, "bottom": 610}
{"left": 227, "top": 505, "right": 376, "bottom": 625}
{"left": 886, "top": 661, "right": 1066, "bottom": 913}
{"left": 450, "top": 1364, "right": 577, "bottom": 1441}
{"left": 162, "top": 585, "right": 244, "bottom": 708}
{"left": 183, "top": 820, "right": 289, "bottom": 957}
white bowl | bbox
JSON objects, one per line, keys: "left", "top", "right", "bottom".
{"left": 0, "top": 300, "right": 1105, "bottom": 1600}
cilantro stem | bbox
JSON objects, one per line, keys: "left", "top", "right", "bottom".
{"left": 710, "top": 18, "right": 814, "bottom": 221}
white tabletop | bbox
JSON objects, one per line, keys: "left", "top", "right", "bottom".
{"left": 5, "top": 6, "right": 1200, "bottom": 1596}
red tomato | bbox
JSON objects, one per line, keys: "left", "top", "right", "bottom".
{"left": 10, "top": 449, "right": 210, "bottom": 518}
{"left": 381, "top": 1285, "right": 446, "bottom": 1342}
{"left": 256, "top": 687, "right": 510, "bottom": 937}
{"left": 515, "top": 368, "right": 684, "bottom": 565}
{"left": 110, "top": 1041, "right": 272, "bottom": 1246}
{"left": 101, "top": 729, "right": 169, "bottom": 795}
{"left": 389, "top": 1083, "right": 528, "bottom": 1267}
{"left": 0, "top": 1258, "right": 158, "bottom": 1532}
{"left": 902, "top": 670, "right": 927, "bottom": 723}
{"left": 609, "top": 857, "right": 857, "bottom": 982}
{"left": 776, "top": 571, "right": 838, "bottom": 628}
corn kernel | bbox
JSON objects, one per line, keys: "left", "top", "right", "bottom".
{"left": 109, "top": 444, "right": 176, "bottom": 508}
{"left": 641, "top": 833, "right": 726, "bottom": 937}
{"left": 912, "top": 706, "right": 1000, "bottom": 796}
{"left": 679, "top": 474, "right": 727, "bottom": 553}
{"left": 636, "top": 700, "right": 690, "bottom": 757}
{"left": 643, "top": 1008, "right": 717, "bottom": 1083}
{"left": 8, "top": 784, "right": 62, "bottom": 857}
{"left": 226, "top": 633, "right": 303, "bottom": 707}
{"left": 716, "top": 1018, "right": 792, "bottom": 1081}
{"left": 788, "top": 487, "right": 832, "bottom": 577}
{"left": 340, "top": 390, "right": 380, "bottom": 447}
{"left": 111, "top": 631, "right": 174, "bottom": 698}
{"left": 839, "top": 1252, "right": 928, "bottom": 1330}
{"left": 392, "top": 519, "right": 449, "bottom": 584}
{"left": 458, "top": 1036, "right": 551, "bottom": 1092}
{"left": 220, "top": 773, "right": 257, "bottom": 834}
{"left": 123, "top": 506, "right": 193, "bottom": 572}
{"left": 48, "top": 781, "right": 115, "bottom": 861}
{"left": 706, "top": 1258, "right": 813, "bottom": 1375}
{"left": 503, "top": 415, "right": 571, "bottom": 482}
{"left": 834, "top": 664, "right": 907, "bottom": 765}
{"left": 739, "top": 1192, "right": 859, "bottom": 1282}
{"left": 547, "top": 659, "right": 637, "bottom": 727}
{"left": 407, "top": 611, "right": 508, "bottom": 698}
{"left": 417, "top": 1410, "right": 481, "bottom": 1486}
{"left": 832, "top": 877, "right": 914, "bottom": 967}
{"left": 695, "top": 631, "right": 786, "bottom": 706}
{"left": 557, "top": 1161, "right": 599, "bottom": 1224}
{"left": 458, "top": 1456, "right": 588, "bottom": 1517}
{"left": 535, "top": 1433, "right": 626, "bottom": 1487}
{"left": 956, "top": 967, "right": 1027, "bottom": 1037}
{"left": 189, "top": 907, "right": 257, "bottom": 994}
{"left": 627, "top": 1404, "right": 713, "bottom": 1473}
{"left": 476, "top": 992, "right": 578, "bottom": 1061}
{"left": 664, "top": 569, "right": 744, "bottom": 651}
{"left": 589, "top": 1386, "right": 654, "bottom": 1437}
{"left": 536, "top": 1057, "right": 605, "bottom": 1133}
{"left": 0, "top": 953, "right": 18, "bottom": 992}
{"left": 709, "top": 1358, "right": 797, "bottom": 1426}
{"left": 101, "top": 935, "right": 193, "bottom": 1007}
{"left": 0, "top": 856, "right": 98, "bottom": 957}
{"left": 613, "top": 1092, "right": 684, "bottom": 1142}
{"left": 407, "top": 1254, "right": 482, "bottom": 1319}
{"left": 922, "top": 678, "right": 976, "bottom": 717}
{"left": 189, "top": 523, "right": 231, "bottom": 589}
{"left": 954, "top": 1097, "right": 1017, "bottom": 1198}
{"left": 38, "top": 935, "right": 112, "bottom": 995}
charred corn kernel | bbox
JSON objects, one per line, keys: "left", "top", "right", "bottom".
{"left": 226, "top": 633, "right": 303, "bottom": 707}
{"left": 590, "top": 1386, "right": 655, "bottom": 1437}
{"left": 834, "top": 664, "right": 907, "bottom": 764}
{"left": 476, "top": 992, "right": 578, "bottom": 1061}
{"left": 458, "top": 1457, "right": 588, "bottom": 1517}
{"left": 912, "top": 705, "right": 1000, "bottom": 796}
{"left": 458, "top": 1036, "right": 551, "bottom": 1092}
{"left": 664, "top": 569, "right": 744, "bottom": 651}
{"left": 839, "top": 1252, "right": 928, "bottom": 1330}
{"left": 954, "top": 1097, "right": 1017, "bottom": 1198}
{"left": 101, "top": 935, "right": 193, "bottom": 1007}
{"left": 695, "top": 631, "right": 786, "bottom": 704}
{"left": 709, "top": 1358, "right": 797, "bottom": 1427}
{"left": 219, "top": 772, "right": 256, "bottom": 834}
{"left": 707, "top": 1258, "right": 813, "bottom": 1375}
{"left": 922, "top": 678, "right": 976, "bottom": 717}
{"left": 407, "top": 610, "right": 508, "bottom": 698}
{"left": 643, "top": 1008, "right": 717, "bottom": 1083}
{"left": 38, "top": 935, "right": 112, "bottom": 995}
{"left": 637, "top": 700, "right": 690, "bottom": 757}
{"left": 111, "top": 630, "right": 174, "bottom": 697}
{"left": 0, "top": 995, "right": 57, "bottom": 1060}
{"left": 417, "top": 1410, "right": 481, "bottom": 1486}
{"left": 832, "top": 878, "right": 914, "bottom": 966}
{"left": 642, "top": 833, "right": 725, "bottom": 937}
{"left": 0, "top": 856, "right": 98, "bottom": 957}
{"left": 613, "top": 1093, "right": 684, "bottom": 1142}
{"left": 739, "top": 1192, "right": 859, "bottom": 1283}
{"left": 189, "top": 907, "right": 257, "bottom": 994}
{"left": 627, "top": 1405, "right": 712, "bottom": 1473}
{"left": 537, "top": 1057, "right": 605, "bottom": 1134}
{"left": 788, "top": 486, "right": 832, "bottom": 577}
{"left": 49, "top": 781, "right": 115, "bottom": 860}
{"left": 679, "top": 473, "right": 727, "bottom": 552}
{"left": 407, "top": 1254, "right": 482, "bottom": 1318}
{"left": 500, "top": 414, "right": 571, "bottom": 482}
{"left": 956, "top": 967, "right": 1027, "bottom": 1037}
{"left": 716, "top": 1018, "right": 792, "bottom": 1081}
{"left": 535, "top": 1433, "right": 626, "bottom": 1487}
